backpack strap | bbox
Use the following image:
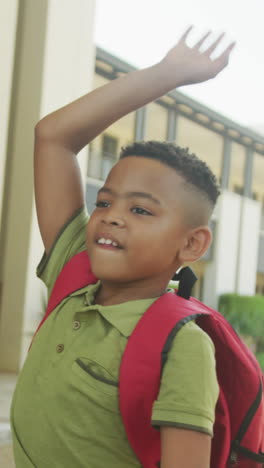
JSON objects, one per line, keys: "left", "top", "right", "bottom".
{"left": 119, "top": 292, "right": 209, "bottom": 468}
{"left": 172, "top": 266, "right": 197, "bottom": 299}
{"left": 33, "top": 251, "right": 97, "bottom": 337}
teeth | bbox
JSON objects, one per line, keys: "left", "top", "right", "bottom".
{"left": 97, "top": 238, "right": 118, "bottom": 247}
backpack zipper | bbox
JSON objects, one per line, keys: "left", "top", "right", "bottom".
{"left": 234, "top": 379, "right": 262, "bottom": 443}
{"left": 229, "top": 450, "right": 238, "bottom": 466}
{"left": 228, "top": 379, "right": 263, "bottom": 466}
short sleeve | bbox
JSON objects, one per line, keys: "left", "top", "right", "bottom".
{"left": 151, "top": 321, "right": 219, "bottom": 437}
{"left": 36, "top": 206, "right": 89, "bottom": 296}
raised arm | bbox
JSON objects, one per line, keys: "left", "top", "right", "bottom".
{"left": 34, "top": 27, "right": 235, "bottom": 252}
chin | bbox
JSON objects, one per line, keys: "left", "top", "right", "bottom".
{"left": 89, "top": 261, "right": 117, "bottom": 282}
{"left": 94, "top": 268, "right": 133, "bottom": 284}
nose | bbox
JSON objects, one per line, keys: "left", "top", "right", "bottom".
{"left": 101, "top": 209, "right": 125, "bottom": 227}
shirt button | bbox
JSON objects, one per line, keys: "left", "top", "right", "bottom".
{"left": 56, "top": 344, "right": 64, "bottom": 353}
{"left": 73, "top": 320, "right": 81, "bottom": 330}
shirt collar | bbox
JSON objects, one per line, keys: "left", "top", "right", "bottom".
{"left": 72, "top": 280, "right": 159, "bottom": 338}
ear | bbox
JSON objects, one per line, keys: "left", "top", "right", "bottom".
{"left": 178, "top": 226, "right": 212, "bottom": 263}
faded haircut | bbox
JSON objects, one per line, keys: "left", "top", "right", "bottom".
{"left": 119, "top": 141, "right": 220, "bottom": 208}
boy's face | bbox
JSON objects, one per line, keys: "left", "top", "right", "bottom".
{"left": 86, "top": 156, "right": 196, "bottom": 284}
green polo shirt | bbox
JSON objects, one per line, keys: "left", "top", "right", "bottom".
{"left": 11, "top": 206, "right": 219, "bottom": 468}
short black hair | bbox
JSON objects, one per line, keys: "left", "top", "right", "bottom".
{"left": 120, "top": 141, "right": 220, "bottom": 207}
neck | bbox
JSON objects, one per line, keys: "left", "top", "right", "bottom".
{"left": 95, "top": 278, "right": 169, "bottom": 306}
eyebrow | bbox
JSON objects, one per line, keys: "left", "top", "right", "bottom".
{"left": 97, "top": 187, "right": 161, "bottom": 205}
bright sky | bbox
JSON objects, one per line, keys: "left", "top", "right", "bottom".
{"left": 94, "top": 0, "right": 264, "bottom": 132}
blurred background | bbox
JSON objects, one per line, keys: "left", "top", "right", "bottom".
{"left": 0, "top": 0, "right": 264, "bottom": 464}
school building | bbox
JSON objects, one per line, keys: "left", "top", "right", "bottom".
{"left": 0, "top": 0, "right": 263, "bottom": 373}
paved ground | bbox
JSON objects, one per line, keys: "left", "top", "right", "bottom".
{"left": 0, "top": 373, "right": 17, "bottom": 468}
{"left": 0, "top": 444, "right": 15, "bottom": 468}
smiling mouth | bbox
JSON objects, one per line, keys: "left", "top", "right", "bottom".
{"left": 95, "top": 237, "right": 123, "bottom": 249}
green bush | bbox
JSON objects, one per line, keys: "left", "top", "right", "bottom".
{"left": 218, "top": 293, "right": 264, "bottom": 369}
{"left": 256, "top": 353, "right": 264, "bottom": 371}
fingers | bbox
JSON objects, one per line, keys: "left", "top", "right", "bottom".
{"left": 214, "top": 41, "right": 236, "bottom": 68}
{"left": 180, "top": 27, "right": 234, "bottom": 56}
{"left": 193, "top": 31, "right": 211, "bottom": 50}
{"left": 199, "top": 31, "right": 236, "bottom": 66}
{"left": 179, "top": 25, "right": 194, "bottom": 43}
{"left": 217, "top": 41, "right": 236, "bottom": 59}
{"left": 178, "top": 26, "right": 235, "bottom": 69}
{"left": 204, "top": 32, "right": 225, "bottom": 56}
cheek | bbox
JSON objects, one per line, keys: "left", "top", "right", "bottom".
{"left": 131, "top": 224, "right": 182, "bottom": 261}
{"left": 140, "top": 221, "right": 181, "bottom": 246}
{"left": 86, "top": 217, "right": 96, "bottom": 247}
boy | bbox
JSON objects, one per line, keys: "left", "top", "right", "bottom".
{"left": 11, "top": 28, "right": 235, "bottom": 467}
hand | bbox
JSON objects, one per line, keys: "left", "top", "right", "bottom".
{"left": 160, "top": 26, "right": 235, "bottom": 88}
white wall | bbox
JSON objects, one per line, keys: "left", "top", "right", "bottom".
{"left": 203, "top": 190, "right": 261, "bottom": 308}
{"left": 236, "top": 197, "right": 261, "bottom": 294}
{"left": 203, "top": 191, "right": 241, "bottom": 308}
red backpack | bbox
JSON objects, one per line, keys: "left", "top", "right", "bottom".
{"left": 33, "top": 250, "right": 264, "bottom": 468}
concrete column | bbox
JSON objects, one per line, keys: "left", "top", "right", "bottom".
{"left": 243, "top": 147, "right": 254, "bottom": 197}
{"left": 220, "top": 135, "right": 231, "bottom": 190}
{"left": 134, "top": 107, "right": 147, "bottom": 140}
{"left": 0, "top": 1, "right": 19, "bottom": 229}
{"left": 167, "top": 108, "right": 178, "bottom": 142}
{"left": 203, "top": 190, "right": 242, "bottom": 308}
{"left": 0, "top": 0, "right": 96, "bottom": 372}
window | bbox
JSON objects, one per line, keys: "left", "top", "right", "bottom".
{"left": 252, "top": 152, "right": 264, "bottom": 205}
{"left": 229, "top": 142, "right": 246, "bottom": 193}
{"left": 102, "top": 134, "right": 118, "bottom": 156}
{"left": 101, "top": 134, "right": 118, "bottom": 180}
{"left": 233, "top": 185, "right": 243, "bottom": 195}
{"left": 86, "top": 182, "right": 101, "bottom": 214}
{"left": 177, "top": 116, "right": 223, "bottom": 180}
{"left": 145, "top": 103, "right": 168, "bottom": 140}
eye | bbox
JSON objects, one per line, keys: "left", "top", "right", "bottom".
{"left": 95, "top": 200, "right": 110, "bottom": 208}
{"left": 131, "top": 206, "right": 152, "bottom": 216}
